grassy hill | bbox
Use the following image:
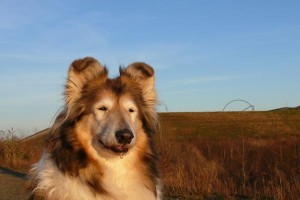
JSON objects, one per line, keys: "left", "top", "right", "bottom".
{"left": 159, "top": 109, "right": 300, "bottom": 139}
{"left": 0, "top": 109, "right": 299, "bottom": 199}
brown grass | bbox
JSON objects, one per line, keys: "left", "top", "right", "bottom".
{"left": 158, "top": 135, "right": 300, "bottom": 199}
{"left": 1, "top": 109, "right": 300, "bottom": 199}
{"left": 157, "top": 110, "right": 300, "bottom": 199}
{"left": 0, "top": 128, "right": 44, "bottom": 171}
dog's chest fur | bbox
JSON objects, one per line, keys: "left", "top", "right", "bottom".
{"left": 102, "top": 157, "right": 156, "bottom": 200}
{"left": 33, "top": 153, "right": 157, "bottom": 200}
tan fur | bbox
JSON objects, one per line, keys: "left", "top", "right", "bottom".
{"left": 28, "top": 57, "right": 161, "bottom": 200}
{"left": 65, "top": 57, "right": 108, "bottom": 112}
{"left": 124, "top": 62, "right": 158, "bottom": 122}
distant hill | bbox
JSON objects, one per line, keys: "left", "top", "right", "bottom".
{"left": 270, "top": 105, "right": 300, "bottom": 111}
{"left": 20, "top": 128, "right": 49, "bottom": 143}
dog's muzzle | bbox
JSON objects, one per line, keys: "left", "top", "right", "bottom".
{"left": 97, "top": 128, "right": 134, "bottom": 154}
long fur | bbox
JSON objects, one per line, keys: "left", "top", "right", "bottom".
{"left": 28, "top": 57, "right": 161, "bottom": 200}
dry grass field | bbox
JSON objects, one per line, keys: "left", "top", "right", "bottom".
{"left": 158, "top": 109, "right": 300, "bottom": 199}
{"left": 0, "top": 109, "right": 299, "bottom": 199}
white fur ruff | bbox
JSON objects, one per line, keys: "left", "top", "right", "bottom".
{"left": 31, "top": 153, "right": 161, "bottom": 200}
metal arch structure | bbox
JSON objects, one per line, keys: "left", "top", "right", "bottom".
{"left": 159, "top": 102, "right": 169, "bottom": 112}
{"left": 222, "top": 99, "right": 255, "bottom": 112}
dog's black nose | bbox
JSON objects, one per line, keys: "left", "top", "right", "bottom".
{"left": 115, "top": 129, "right": 134, "bottom": 145}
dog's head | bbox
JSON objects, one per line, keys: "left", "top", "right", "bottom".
{"left": 60, "top": 57, "right": 157, "bottom": 158}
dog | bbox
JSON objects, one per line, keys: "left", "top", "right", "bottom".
{"left": 28, "top": 57, "right": 161, "bottom": 200}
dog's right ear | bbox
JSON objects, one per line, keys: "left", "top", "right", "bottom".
{"left": 65, "top": 57, "right": 107, "bottom": 108}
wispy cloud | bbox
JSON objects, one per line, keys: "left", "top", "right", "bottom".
{"left": 102, "top": 43, "right": 189, "bottom": 69}
{"left": 160, "top": 88, "right": 206, "bottom": 96}
{"left": 0, "top": 1, "right": 54, "bottom": 30}
{"left": 0, "top": 53, "right": 50, "bottom": 60}
{"left": 236, "top": 26, "right": 296, "bottom": 46}
{"left": 160, "top": 75, "right": 242, "bottom": 90}
{"left": 0, "top": 71, "right": 65, "bottom": 109}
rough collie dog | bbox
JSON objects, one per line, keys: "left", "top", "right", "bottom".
{"left": 28, "top": 57, "right": 161, "bottom": 200}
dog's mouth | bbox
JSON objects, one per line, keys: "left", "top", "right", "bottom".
{"left": 98, "top": 139, "right": 129, "bottom": 154}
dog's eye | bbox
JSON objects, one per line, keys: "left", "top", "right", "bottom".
{"left": 98, "top": 106, "right": 108, "bottom": 111}
{"left": 128, "top": 108, "right": 135, "bottom": 113}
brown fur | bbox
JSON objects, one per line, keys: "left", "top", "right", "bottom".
{"left": 28, "top": 57, "right": 161, "bottom": 200}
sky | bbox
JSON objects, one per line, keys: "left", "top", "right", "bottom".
{"left": 0, "top": 0, "right": 300, "bottom": 134}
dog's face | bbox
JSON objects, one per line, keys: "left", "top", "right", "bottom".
{"left": 63, "top": 57, "right": 157, "bottom": 158}
{"left": 91, "top": 91, "right": 139, "bottom": 154}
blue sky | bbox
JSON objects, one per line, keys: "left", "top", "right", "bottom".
{"left": 0, "top": 0, "right": 300, "bottom": 134}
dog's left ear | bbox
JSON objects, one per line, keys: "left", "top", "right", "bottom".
{"left": 124, "top": 62, "right": 157, "bottom": 107}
